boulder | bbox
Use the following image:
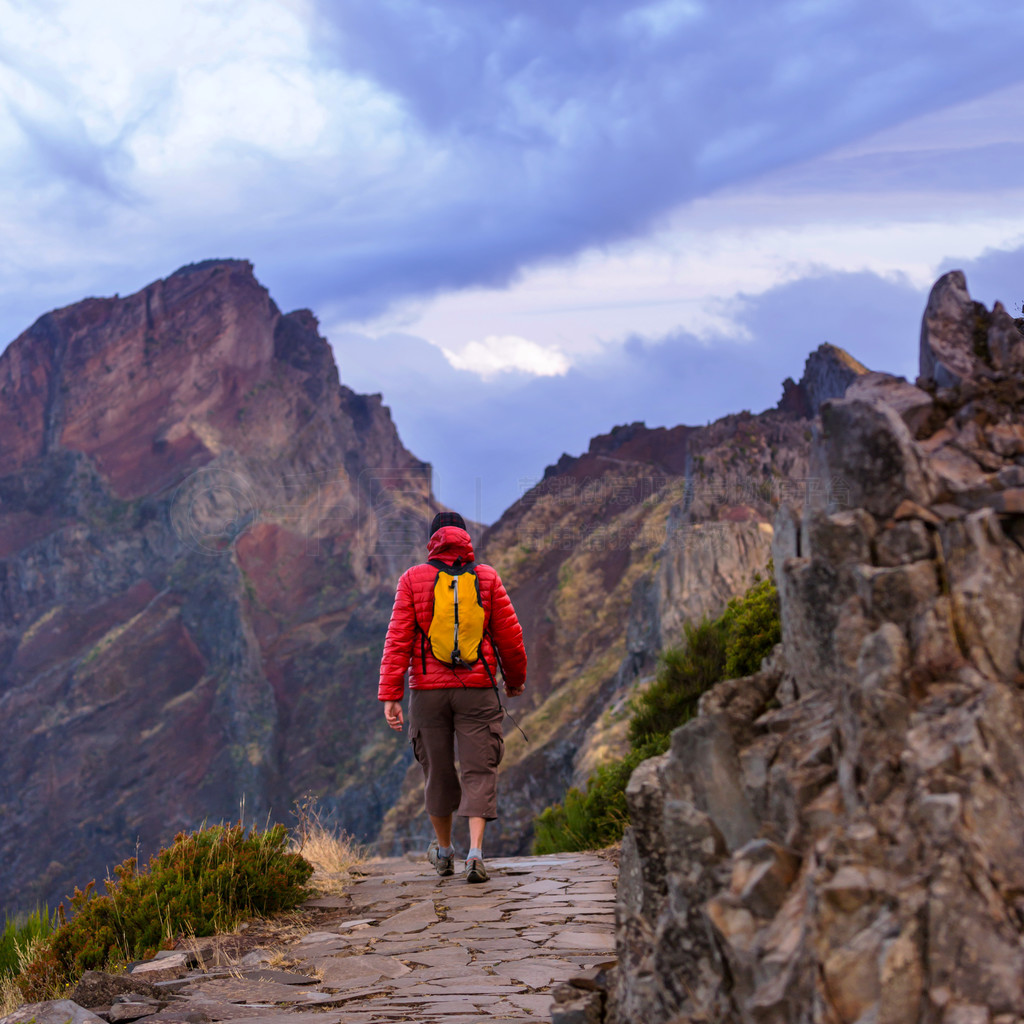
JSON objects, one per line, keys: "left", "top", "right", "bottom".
{"left": 845, "top": 371, "right": 939, "bottom": 438}
{"left": 985, "top": 301, "right": 1024, "bottom": 375}
{"left": 69, "top": 972, "right": 164, "bottom": 1009}
{"left": 820, "top": 397, "right": 935, "bottom": 517}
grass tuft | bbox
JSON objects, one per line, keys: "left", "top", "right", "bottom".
{"left": 289, "top": 797, "right": 367, "bottom": 888}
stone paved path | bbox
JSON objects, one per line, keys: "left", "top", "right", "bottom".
{"left": 165, "top": 853, "right": 615, "bottom": 1024}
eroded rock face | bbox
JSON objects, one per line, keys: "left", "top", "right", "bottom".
{"left": 0, "top": 261, "right": 436, "bottom": 913}
{"left": 612, "top": 271, "right": 1024, "bottom": 1023}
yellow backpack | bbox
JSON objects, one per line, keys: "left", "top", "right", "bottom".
{"left": 426, "top": 559, "right": 486, "bottom": 668}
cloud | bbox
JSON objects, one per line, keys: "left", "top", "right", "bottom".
{"left": 4, "top": 0, "right": 1024, "bottom": 349}
{"left": 296, "top": 0, "right": 1024, "bottom": 317}
{"left": 442, "top": 335, "right": 570, "bottom": 377}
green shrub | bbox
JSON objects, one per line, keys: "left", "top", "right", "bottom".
{"left": 627, "top": 618, "right": 729, "bottom": 750}
{"left": 723, "top": 573, "right": 780, "bottom": 679}
{"left": 532, "top": 738, "right": 668, "bottom": 855}
{"left": 0, "top": 907, "right": 56, "bottom": 978}
{"left": 531, "top": 566, "right": 780, "bottom": 854}
{"left": 19, "top": 823, "right": 312, "bottom": 999}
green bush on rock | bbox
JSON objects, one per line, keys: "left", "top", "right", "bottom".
{"left": 532, "top": 566, "right": 780, "bottom": 855}
{"left": 18, "top": 822, "right": 313, "bottom": 1000}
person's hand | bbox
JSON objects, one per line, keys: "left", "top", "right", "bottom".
{"left": 503, "top": 683, "right": 525, "bottom": 698}
{"left": 384, "top": 700, "right": 405, "bottom": 731}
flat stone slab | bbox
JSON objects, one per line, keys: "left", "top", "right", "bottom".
{"left": 147, "top": 996, "right": 267, "bottom": 1020}
{"left": 189, "top": 978, "right": 336, "bottom": 1005}
{"left": 296, "top": 930, "right": 345, "bottom": 945}
{"left": 378, "top": 899, "right": 439, "bottom": 934}
{"left": 502, "top": 956, "right": 582, "bottom": 988}
{"left": 237, "top": 969, "right": 316, "bottom": 986}
{"left": 400, "top": 947, "right": 472, "bottom": 968}
{"left": 1, "top": 1001, "right": 106, "bottom": 1024}
{"left": 320, "top": 955, "right": 411, "bottom": 988}
{"left": 300, "top": 896, "right": 350, "bottom": 908}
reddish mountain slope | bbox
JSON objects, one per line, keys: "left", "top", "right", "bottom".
{"left": 0, "top": 261, "right": 437, "bottom": 913}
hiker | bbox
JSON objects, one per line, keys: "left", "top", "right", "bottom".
{"left": 379, "top": 511, "right": 527, "bottom": 883}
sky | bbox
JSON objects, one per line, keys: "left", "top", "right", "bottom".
{"left": 3, "top": 1, "right": 1024, "bottom": 522}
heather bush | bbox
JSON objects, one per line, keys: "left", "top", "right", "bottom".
{"left": 627, "top": 618, "right": 730, "bottom": 750}
{"left": 723, "top": 571, "right": 780, "bottom": 679}
{"left": 18, "top": 823, "right": 312, "bottom": 1000}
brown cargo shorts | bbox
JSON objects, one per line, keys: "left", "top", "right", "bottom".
{"left": 409, "top": 686, "right": 505, "bottom": 821}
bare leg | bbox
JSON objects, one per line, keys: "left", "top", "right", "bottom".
{"left": 430, "top": 814, "right": 453, "bottom": 848}
{"left": 468, "top": 816, "right": 486, "bottom": 853}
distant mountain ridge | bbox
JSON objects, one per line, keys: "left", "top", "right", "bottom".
{"left": 0, "top": 260, "right": 872, "bottom": 911}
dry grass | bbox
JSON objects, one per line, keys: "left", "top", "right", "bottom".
{"left": 0, "top": 934, "right": 55, "bottom": 1013}
{"left": 288, "top": 798, "right": 368, "bottom": 894}
{"left": 0, "top": 976, "right": 22, "bottom": 1016}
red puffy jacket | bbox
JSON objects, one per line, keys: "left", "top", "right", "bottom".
{"left": 378, "top": 526, "right": 527, "bottom": 702}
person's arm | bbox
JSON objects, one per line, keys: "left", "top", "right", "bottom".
{"left": 378, "top": 572, "right": 417, "bottom": 720}
{"left": 486, "top": 570, "right": 527, "bottom": 695}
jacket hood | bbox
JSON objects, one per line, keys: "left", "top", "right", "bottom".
{"left": 427, "top": 525, "right": 475, "bottom": 564}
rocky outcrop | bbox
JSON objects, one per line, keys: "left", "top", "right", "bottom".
{"left": 0, "top": 261, "right": 438, "bottom": 914}
{"left": 778, "top": 342, "right": 869, "bottom": 418}
{"left": 612, "top": 271, "right": 1024, "bottom": 1023}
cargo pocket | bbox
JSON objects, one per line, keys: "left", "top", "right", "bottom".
{"left": 488, "top": 720, "right": 505, "bottom": 769}
{"left": 410, "top": 724, "right": 426, "bottom": 767}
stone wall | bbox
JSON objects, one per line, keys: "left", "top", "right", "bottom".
{"left": 612, "top": 271, "right": 1024, "bottom": 1024}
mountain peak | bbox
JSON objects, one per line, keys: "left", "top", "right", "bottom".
{"left": 777, "top": 341, "right": 869, "bottom": 418}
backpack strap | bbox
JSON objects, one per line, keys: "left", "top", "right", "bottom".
{"left": 482, "top": 629, "right": 529, "bottom": 744}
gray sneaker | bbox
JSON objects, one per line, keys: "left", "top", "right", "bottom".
{"left": 465, "top": 856, "right": 489, "bottom": 883}
{"left": 427, "top": 840, "right": 454, "bottom": 877}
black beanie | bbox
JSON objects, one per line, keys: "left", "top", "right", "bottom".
{"left": 430, "top": 511, "right": 466, "bottom": 537}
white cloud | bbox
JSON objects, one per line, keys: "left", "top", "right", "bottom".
{"left": 441, "top": 335, "right": 570, "bottom": 378}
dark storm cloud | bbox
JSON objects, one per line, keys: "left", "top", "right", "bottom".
{"left": 294, "top": 0, "right": 1024, "bottom": 316}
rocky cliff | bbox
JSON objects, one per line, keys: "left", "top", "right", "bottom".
{"left": 612, "top": 271, "right": 1024, "bottom": 1023}
{"left": 0, "top": 261, "right": 439, "bottom": 915}
{"left": 377, "top": 343, "right": 869, "bottom": 856}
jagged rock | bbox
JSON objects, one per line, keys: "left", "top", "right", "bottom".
{"left": 820, "top": 397, "right": 935, "bottom": 517}
{"left": 550, "top": 984, "right": 604, "bottom": 1024}
{"left": 874, "top": 517, "right": 934, "bottom": 566}
{"left": 939, "top": 509, "right": 1024, "bottom": 678}
{"left": 800, "top": 343, "right": 869, "bottom": 416}
{"left": 105, "top": 996, "right": 164, "bottom": 1023}
{"left": 845, "top": 370, "right": 939, "bottom": 438}
{"left": 985, "top": 301, "right": 1024, "bottom": 375}
{"left": 611, "top": 271, "right": 1024, "bottom": 1024}
{"left": 919, "top": 270, "right": 990, "bottom": 388}
{"left": 664, "top": 714, "right": 758, "bottom": 853}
